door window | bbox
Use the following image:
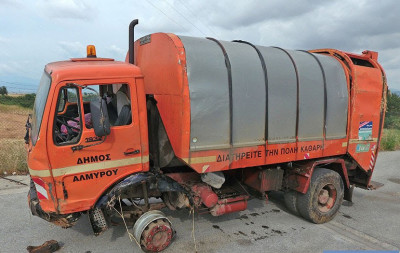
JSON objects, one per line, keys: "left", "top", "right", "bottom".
{"left": 83, "top": 83, "right": 132, "bottom": 127}
{"left": 53, "top": 83, "right": 132, "bottom": 145}
{"left": 54, "top": 87, "right": 82, "bottom": 145}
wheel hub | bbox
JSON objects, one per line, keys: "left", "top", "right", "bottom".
{"left": 318, "top": 189, "right": 329, "bottom": 204}
{"left": 133, "top": 210, "right": 174, "bottom": 252}
{"left": 317, "top": 184, "right": 337, "bottom": 213}
{"left": 143, "top": 222, "right": 173, "bottom": 251}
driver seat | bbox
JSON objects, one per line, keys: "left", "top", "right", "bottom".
{"left": 114, "top": 104, "right": 132, "bottom": 126}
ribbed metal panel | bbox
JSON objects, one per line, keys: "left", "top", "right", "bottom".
{"left": 179, "top": 36, "right": 348, "bottom": 151}
{"left": 287, "top": 50, "right": 325, "bottom": 141}
{"left": 179, "top": 36, "right": 230, "bottom": 150}
{"left": 219, "top": 41, "right": 266, "bottom": 147}
{"left": 315, "top": 54, "right": 348, "bottom": 139}
{"left": 258, "top": 47, "right": 297, "bottom": 143}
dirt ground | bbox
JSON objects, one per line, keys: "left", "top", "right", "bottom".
{"left": 7, "top": 94, "right": 24, "bottom": 97}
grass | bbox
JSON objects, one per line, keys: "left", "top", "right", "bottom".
{"left": 380, "top": 128, "right": 400, "bottom": 151}
{"left": 0, "top": 103, "right": 31, "bottom": 114}
{"left": 0, "top": 139, "right": 28, "bottom": 175}
{"left": 0, "top": 104, "right": 31, "bottom": 175}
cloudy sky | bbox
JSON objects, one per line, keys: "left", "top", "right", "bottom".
{"left": 0, "top": 0, "right": 399, "bottom": 93}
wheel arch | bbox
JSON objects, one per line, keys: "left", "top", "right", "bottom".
{"left": 93, "top": 172, "right": 189, "bottom": 210}
{"left": 286, "top": 158, "right": 350, "bottom": 196}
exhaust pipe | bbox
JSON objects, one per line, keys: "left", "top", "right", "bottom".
{"left": 128, "top": 19, "right": 139, "bottom": 64}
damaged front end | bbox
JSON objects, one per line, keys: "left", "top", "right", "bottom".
{"left": 88, "top": 172, "right": 190, "bottom": 236}
{"left": 28, "top": 179, "right": 81, "bottom": 228}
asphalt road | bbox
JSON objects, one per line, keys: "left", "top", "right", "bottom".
{"left": 1, "top": 151, "right": 399, "bottom": 253}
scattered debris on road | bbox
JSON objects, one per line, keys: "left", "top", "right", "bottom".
{"left": 26, "top": 240, "right": 60, "bottom": 253}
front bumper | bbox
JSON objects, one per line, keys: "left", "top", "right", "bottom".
{"left": 28, "top": 179, "right": 81, "bottom": 228}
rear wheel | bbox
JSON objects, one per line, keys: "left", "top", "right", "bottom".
{"left": 297, "top": 168, "right": 344, "bottom": 224}
{"left": 284, "top": 190, "right": 299, "bottom": 215}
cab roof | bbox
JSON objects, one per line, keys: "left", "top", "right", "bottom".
{"left": 45, "top": 58, "right": 141, "bottom": 83}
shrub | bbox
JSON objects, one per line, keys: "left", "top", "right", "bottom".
{"left": 380, "top": 129, "right": 400, "bottom": 151}
{"left": 0, "top": 86, "right": 8, "bottom": 95}
{"left": 0, "top": 93, "right": 35, "bottom": 108}
{"left": 385, "top": 91, "right": 400, "bottom": 129}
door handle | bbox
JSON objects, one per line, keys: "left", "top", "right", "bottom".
{"left": 124, "top": 149, "right": 140, "bottom": 155}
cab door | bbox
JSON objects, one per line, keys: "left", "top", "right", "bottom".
{"left": 46, "top": 78, "right": 144, "bottom": 213}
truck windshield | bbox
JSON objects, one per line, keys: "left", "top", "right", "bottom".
{"left": 31, "top": 72, "right": 51, "bottom": 146}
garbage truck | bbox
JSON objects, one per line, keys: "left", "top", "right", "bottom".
{"left": 26, "top": 19, "right": 387, "bottom": 252}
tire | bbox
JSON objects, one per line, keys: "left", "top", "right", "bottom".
{"left": 297, "top": 168, "right": 344, "bottom": 224}
{"left": 284, "top": 190, "right": 299, "bottom": 215}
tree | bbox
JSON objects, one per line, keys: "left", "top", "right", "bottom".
{"left": 0, "top": 86, "right": 8, "bottom": 95}
{"left": 385, "top": 91, "right": 400, "bottom": 129}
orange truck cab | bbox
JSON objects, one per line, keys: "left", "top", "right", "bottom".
{"left": 26, "top": 20, "right": 387, "bottom": 252}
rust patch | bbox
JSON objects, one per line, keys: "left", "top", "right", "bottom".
{"left": 51, "top": 217, "right": 78, "bottom": 228}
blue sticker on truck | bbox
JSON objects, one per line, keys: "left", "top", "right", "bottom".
{"left": 359, "top": 121, "right": 373, "bottom": 140}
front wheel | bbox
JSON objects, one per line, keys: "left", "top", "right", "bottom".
{"left": 133, "top": 210, "right": 174, "bottom": 252}
{"left": 297, "top": 168, "right": 344, "bottom": 224}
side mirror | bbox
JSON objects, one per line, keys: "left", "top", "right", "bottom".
{"left": 90, "top": 98, "right": 111, "bottom": 137}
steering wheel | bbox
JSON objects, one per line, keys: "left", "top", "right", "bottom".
{"left": 58, "top": 115, "right": 80, "bottom": 123}
{"left": 56, "top": 115, "right": 80, "bottom": 143}
{"left": 54, "top": 127, "right": 67, "bottom": 143}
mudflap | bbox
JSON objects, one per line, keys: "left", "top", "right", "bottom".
{"left": 344, "top": 184, "right": 355, "bottom": 202}
{"left": 28, "top": 179, "right": 81, "bottom": 228}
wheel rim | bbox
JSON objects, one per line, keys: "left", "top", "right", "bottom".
{"left": 317, "top": 184, "right": 337, "bottom": 212}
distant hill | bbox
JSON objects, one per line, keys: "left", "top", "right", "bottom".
{"left": 0, "top": 75, "right": 38, "bottom": 94}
